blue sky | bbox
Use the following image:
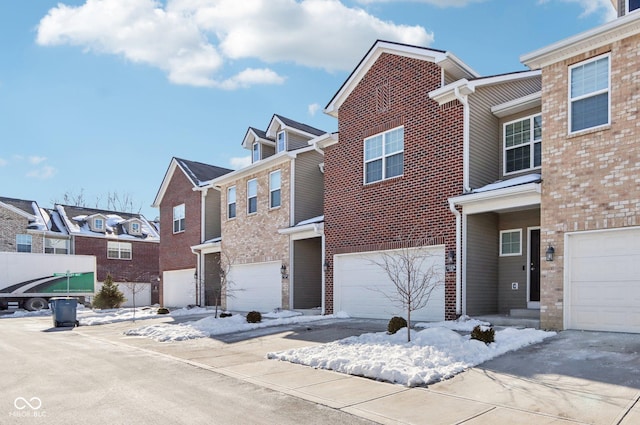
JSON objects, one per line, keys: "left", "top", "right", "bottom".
{"left": 0, "top": 0, "right": 616, "bottom": 219}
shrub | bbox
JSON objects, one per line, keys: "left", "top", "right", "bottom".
{"left": 157, "top": 307, "right": 170, "bottom": 315}
{"left": 92, "top": 273, "right": 126, "bottom": 309}
{"left": 387, "top": 316, "right": 408, "bottom": 334}
{"left": 220, "top": 312, "right": 232, "bottom": 318}
{"left": 246, "top": 311, "right": 262, "bottom": 323}
{"left": 470, "top": 325, "right": 495, "bottom": 345}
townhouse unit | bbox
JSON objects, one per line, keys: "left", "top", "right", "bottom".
{"left": 204, "top": 114, "right": 331, "bottom": 313}
{"left": 153, "top": 157, "right": 232, "bottom": 307}
{"left": 520, "top": 0, "right": 640, "bottom": 332}
{"left": 319, "top": 41, "right": 541, "bottom": 322}
{"left": 55, "top": 204, "right": 160, "bottom": 306}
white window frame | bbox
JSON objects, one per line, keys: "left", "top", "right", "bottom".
{"left": 107, "top": 241, "right": 132, "bottom": 260}
{"left": 16, "top": 234, "right": 32, "bottom": 253}
{"left": 363, "top": 126, "right": 404, "bottom": 184}
{"left": 45, "top": 238, "right": 69, "bottom": 254}
{"left": 503, "top": 114, "right": 542, "bottom": 176}
{"left": 627, "top": 0, "right": 640, "bottom": 13}
{"left": 94, "top": 217, "right": 104, "bottom": 231}
{"left": 276, "top": 131, "right": 287, "bottom": 153}
{"left": 252, "top": 142, "right": 260, "bottom": 162}
{"left": 500, "top": 229, "right": 522, "bottom": 257}
{"left": 269, "top": 170, "right": 281, "bottom": 209}
{"left": 247, "top": 179, "right": 258, "bottom": 214}
{"left": 568, "top": 53, "right": 610, "bottom": 134}
{"left": 227, "top": 186, "right": 236, "bottom": 219}
{"left": 173, "top": 204, "right": 185, "bottom": 233}
{"left": 130, "top": 222, "right": 141, "bottom": 235}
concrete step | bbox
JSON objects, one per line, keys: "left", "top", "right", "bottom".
{"left": 510, "top": 308, "right": 540, "bottom": 319}
{"left": 475, "top": 314, "right": 540, "bottom": 329}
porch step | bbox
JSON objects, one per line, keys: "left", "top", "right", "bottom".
{"left": 510, "top": 308, "right": 540, "bottom": 319}
{"left": 475, "top": 314, "right": 540, "bottom": 329}
{"left": 294, "top": 308, "right": 322, "bottom": 316}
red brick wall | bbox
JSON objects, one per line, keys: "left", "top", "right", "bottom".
{"left": 159, "top": 168, "right": 201, "bottom": 273}
{"left": 74, "top": 237, "right": 159, "bottom": 282}
{"left": 324, "top": 53, "right": 464, "bottom": 319}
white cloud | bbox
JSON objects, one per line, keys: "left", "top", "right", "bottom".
{"left": 538, "top": 0, "right": 617, "bottom": 21}
{"left": 27, "top": 166, "right": 57, "bottom": 179}
{"left": 355, "top": 0, "right": 486, "bottom": 6}
{"left": 28, "top": 156, "right": 47, "bottom": 165}
{"left": 308, "top": 103, "right": 321, "bottom": 116}
{"left": 229, "top": 156, "right": 252, "bottom": 169}
{"left": 36, "top": 0, "right": 433, "bottom": 88}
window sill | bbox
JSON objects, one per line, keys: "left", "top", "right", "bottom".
{"left": 568, "top": 124, "right": 610, "bottom": 139}
{"left": 363, "top": 175, "right": 404, "bottom": 188}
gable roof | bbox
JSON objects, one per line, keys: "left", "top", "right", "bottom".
{"left": 0, "top": 196, "right": 68, "bottom": 235}
{"left": 152, "top": 157, "right": 233, "bottom": 207}
{"left": 0, "top": 196, "right": 38, "bottom": 219}
{"left": 268, "top": 114, "right": 326, "bottom": 138}
{"left": 324, "top": 40, "right": 479, "bottom": 117}
{"left": 242, "top": 114, "right": 326, "bottom": 150}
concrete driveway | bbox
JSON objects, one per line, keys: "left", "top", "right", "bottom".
{"left": 5, "top": 314, "right": 640, "bottom": 424}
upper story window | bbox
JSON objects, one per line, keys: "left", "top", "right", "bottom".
{"left": 364, "top": 126, "right": 404, "bottom": 184}
{"left": 130, "top": 222, "right": 141, "bottom": 235}
{"left": 45, "top": 238, "right": 69, "bottom": 254}
{"left": 269, "top": 170, "right": 281, "bottom": 209}
{"left": 504, "top": 114, "right": 541, "bottom": 175}
{"left": 252, "top": 142, "right": 260, "bottom": 162}
{"left": 107, "top": 241, "right": 132, "bottom": 260}
{"left": 173, "top": 203, "right": 185, "bottom": 233}
{"left": 227, "top": 186, "right": 236, "bottom": 219}
{"left": 276, "top": 131, "right": 286, "bottom": 153}
{"left": 16, "top": 234, "right": 32, "bottom": 253}
{"left": 569, "top": 54, "right": 610, "bottom": 133}
{"left": 94, "top": 218, "right": 104, "bottom": 231}
{"left": 628, "top": 0, "right": 640, "bottom": 13}
{"left": 247, "top": 179, "right": 258, "bottom": 214}
{"left": 500, "top": 229, "right": 522, "bottom": 256}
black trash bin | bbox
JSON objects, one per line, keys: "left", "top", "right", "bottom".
{"left": 50, "top": 297, "right": 79, "bottom": 327}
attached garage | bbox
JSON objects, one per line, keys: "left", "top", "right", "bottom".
{"left": 227, "top": 261, "right": 282, "bottom": 313}
{"left": 333, "top": 246, "right": 445, "bottom": 321}
{"left": 565, "top": 228, "right": 640, "bottom": 333}
{"left": 163, "top": 269, "right": 196, "bottom": 308}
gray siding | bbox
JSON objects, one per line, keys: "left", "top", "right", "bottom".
{"left": 468, "top": 77, "right": 541, "bottom": 189}
{"left": 498, "top": 209, "right": 540, "bottom": 313}
{"left": 465, "top": 213, "right": 499, "bottom": 315}
{"left": 287, "top": 132, "right": 311, "bottom": 151}
{"left": 497, "top": 106, "right": 542, "bottom": 178}
{"left": 294, "top": 151, "right": 324, "bottom": 224}
{"left": 203, "top": 252, "right": 222, "bottom": 306}
{"left": 203, "top": 190, "right": 222, "bottom": 240}
{"left": 262, "top": 144, "right": 275, "bottom": 159}
{"left": 293, "top": 238, "right": 322, "bottom": 309}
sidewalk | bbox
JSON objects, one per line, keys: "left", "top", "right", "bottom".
{"left": 77, "top": 317, "right": 640, "bottom": 425}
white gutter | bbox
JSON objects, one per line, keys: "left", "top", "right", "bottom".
{"left": 448, "top": 199, "right": 462, "bottom": 316}
{"left": 453, "top": 86, "right": 471, "bottom": 193}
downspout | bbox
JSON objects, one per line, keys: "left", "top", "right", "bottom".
{"left": 448, "top": 200, "right": 462, "bottom": 316}
{"left": 453, "top": 86, "right": 471, "bottom": 193}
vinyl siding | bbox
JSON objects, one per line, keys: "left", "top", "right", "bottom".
{"left": 465, "top": 213, "right": 499, "bottom": 315}
{"left": 287, "top": 132, "right": 310, "bottom": 151}
{"left": 262, "top": 144, "right": 275, "bottom": 159}
{"left": 294, "top": 151, "right": 324, "bottom": 224}
{"left": 468, "top": 77, "right": 541, "bottom": 190}
{"left": 203, "top": 252, "right": 222, "bottom": 306}
{"left": 497, "top": 106, "right": 542, "bottom": 178}
{"left": 498, "top": 209, "right": 539, "bottom": 313}
{"left": 203, "top": 190, "right": 222, "bottom": 241}
{"left": 293, "top": 238, "right": 322, "bottom": 309}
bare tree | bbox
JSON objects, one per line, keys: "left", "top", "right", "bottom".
{"left": 212, "top": 252, "right": 238, "bottom": 318}
{"left": 370, "top": 239, "right": 444, "bottom": 342}
{"left": 53, "top": 189, "right": 142, "bottom": 213}
{"left": 121, "top": 279, "right": 149, "bottom": 322}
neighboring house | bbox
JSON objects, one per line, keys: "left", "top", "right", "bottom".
{"left": 0, "top": 196, "right": 70, "bottom": 254}
{"left": 319, "top": 40, "right": 542, "bottom": 322}
{"left": 520, "top": 0, "right": 640, "bottom": 332}
{"left": 204, "top": 114, "right": 330, "bottom": 313}
{"left": 152, "top": 157, "right": 232, "bottom": 308}
{"left": 55, "top": 204, "right": 160, "bottom": 307}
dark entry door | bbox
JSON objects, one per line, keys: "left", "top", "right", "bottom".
{"left": 530, "top": 229, "right": 540, "bottom": 303}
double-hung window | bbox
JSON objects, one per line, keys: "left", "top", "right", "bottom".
{"left": 276, "top": 131, "right": 286, "bottom": 153}
{"left": 45, "top": 238, "right": 69, "bottom": 254}
{"left": 364, "top": 126, "right": 404, "bottom": 184}
{"left": 16, "top": 234, "right": 32, "bottom": 253}
{"left": 227, "top": 186, "right": 236, "bottom": 219}
{"left": 94, "top": 218, "right": 104, "bottom": 231}
{"left": 504, "top": 114, "right": 541, "bottom": 174}
{"left": 252, "top": 142, "right": 260, "bottom": 162}
{"left": 269, "top": 170, "right": 281, "bottom": 208}
{"left": 173, "top": 204, "right": 185, "bottom": 233}
{"left": 247, "top": 179, "right": 257, "bottom": 214}
{"left": 569, "top": 54, "right": 610, "bottom": 133}
{"left": 500, "top": 229, "right": 522, "bottom": 256}
{"left": 108, "top": 241, "right": 132, "bottom": 260}
{"left": 628, "top": 0, "right": 640, "bottom": 13}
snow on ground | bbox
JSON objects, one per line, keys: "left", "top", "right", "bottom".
{"left": 267, "top": 326, "right": 555, "bottom": 387}
{"left": 414, "top": 315, "right": 490, "bottom": 332}
{"left": 124, "top": 312, "right": 349, "bottom": 342}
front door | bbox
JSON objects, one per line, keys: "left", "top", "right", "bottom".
{"left": 528, "top": 228, "right": 540, "bottom": 308}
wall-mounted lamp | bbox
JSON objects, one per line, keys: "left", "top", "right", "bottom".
{"left": 194, "top": 270, "right": 198, "bottom": 280}
{"left": 545, "top": 244, "right": 555, "bottom": 262}
{"left": 280, "top": 264, "right": 288, "bottom": 279}
{"left": 446, "top": 250, "right": 456, "bottom": 265}
{"left": 323, "top": 261, "right": 330, "bottom": 272}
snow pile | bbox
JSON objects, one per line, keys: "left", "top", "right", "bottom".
{"left": 267, "top": 326, "right": 555, "bottom": 387}
{"left": 79, "top": 307, "right": 162, "bottom": 325}
{"left": 415, "top": 315, "right": 490, "bottom": 332}
{"left": 124, "top": 312, "right": 348, "bottom": 342}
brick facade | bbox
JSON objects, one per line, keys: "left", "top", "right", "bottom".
{"left": 539, "top": 35, "right": 640, "bottom": 329}
{"left": 325, "top": 53, "right": 464, "bottom": 319}
{"left": 0, "top": 208, "right": 43, "bottom": 253}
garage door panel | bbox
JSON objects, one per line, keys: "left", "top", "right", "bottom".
{"left": 567, "top": 228, "right": 640, "bottom": 333}
{"left": 163, "top": 269, "right": 196, "bottom": 308}
{"left": 227, "top": 261, "right": 281, "bottom": 313}
{"left": 334, "top": 247, "right": 445, "bottom": 322}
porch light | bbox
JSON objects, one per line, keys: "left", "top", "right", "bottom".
{"left": 545, "top": 244, "right": 555, "bottom": 262}
{"left": 323, "top": 261, "right": 330, "bottom": 272}
{"left": 280, "top": 264, "right": 288, "bottom": 279}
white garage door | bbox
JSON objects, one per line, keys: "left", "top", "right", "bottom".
{"left": 566, "top": 228, "right": 640, "bottom": 333}
{"left": 227, "top": 261, "right": 282, "bottom": 313}
{"left": 334, "top": 246, "right": 445, "bottom": 321}
{"left": 163, "top": 269, "right": 196, "bottom": 308}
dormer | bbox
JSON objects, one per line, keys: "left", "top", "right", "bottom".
{"left": 86, "top": 213, "right": 107, "bottom": 233}
{"left": 242, "top": 127, "right": 275, "bottom": 163}
{"left": 123, "top": 218, "right": 143, "bottom": 236}
{"left": 265, "top": 114, "right": 326, "bottom": 153}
